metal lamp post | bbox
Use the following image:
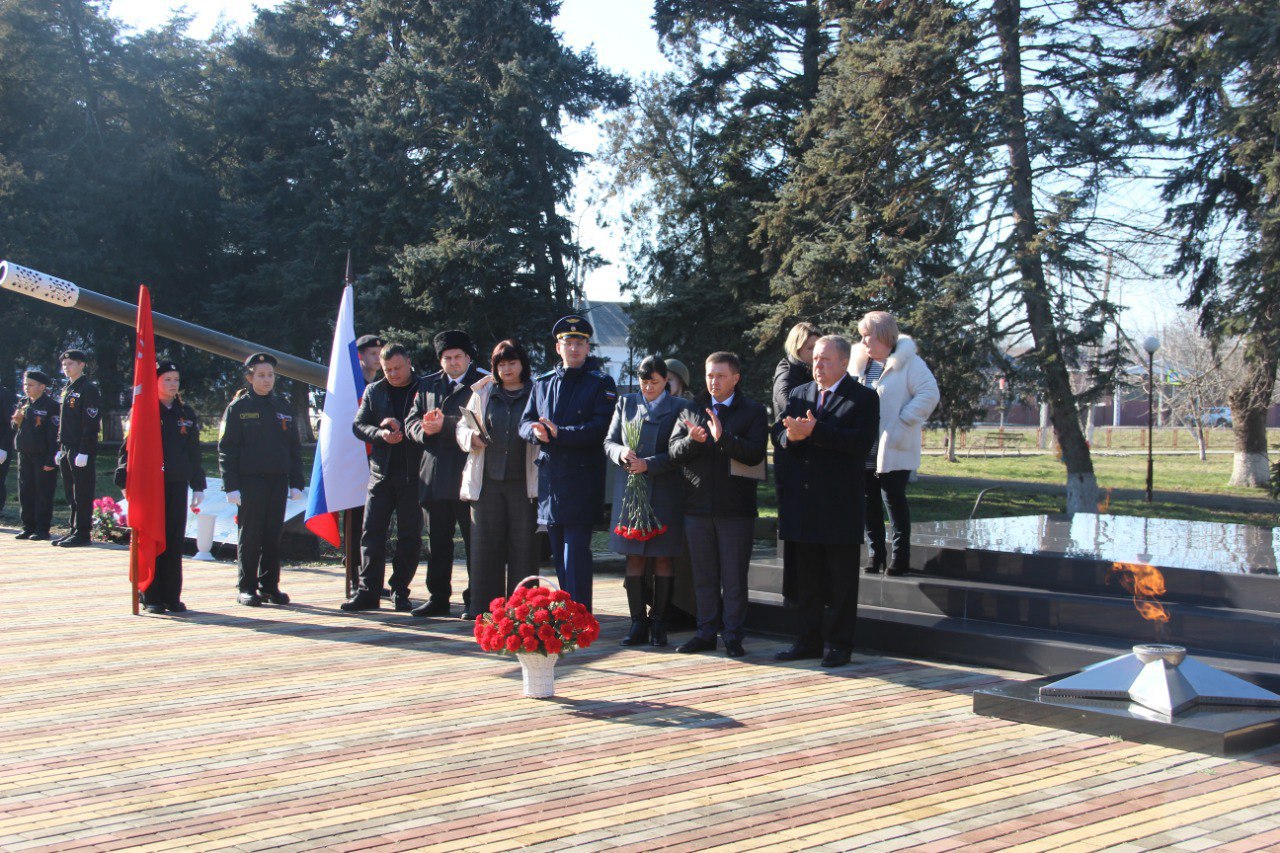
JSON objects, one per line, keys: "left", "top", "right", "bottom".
{"left": 1142, "top": 335, "right": 1161, "bottom": 503}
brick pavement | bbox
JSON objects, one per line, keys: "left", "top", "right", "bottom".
{"left": 2, "top": 528, "right": 1279, "bottom": 851}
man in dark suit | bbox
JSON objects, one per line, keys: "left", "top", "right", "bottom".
{"left": 669, "top": 352, "right": 769, "bottom": 658}
{"left": 406, "top": 330, "right": 487, "bottom": 617}
{"left": 343, "top": 343, "right": 423, "bottom": 612}
{"left": 770, "top": 335, "right": 879, "bottom": 668}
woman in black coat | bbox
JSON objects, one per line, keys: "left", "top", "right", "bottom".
{"left": 116, "top": 361, "right": 207, "bottom": 614}
{"left": 771, "top": 322, "right": 822, "bottom": 599}
{"left": 604, "top": 356, "right": 692, "bottom": 647}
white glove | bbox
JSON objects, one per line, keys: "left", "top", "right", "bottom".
{"left": 226, "top": 490, "right": 242, "bottom": 506}
{"left": 190, "top": 491, "right": 204, "bottom": 509}
{"left": 0, "top": 449, "right": 7, "bottom": 464}
{"left": 288, "top": 488, "right": 303, "bottom": 502}
{"left": 54, "top": 450, "right": 65, "bottom": 465}
{"left": 74, "top": 453, "right": 89, "bottom": 468}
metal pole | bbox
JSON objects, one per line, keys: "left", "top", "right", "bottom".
{"left": 1152, "top": 348, "right": 1162, "bottom": 502}
{"left": 1, "top": 261, "right": 328, "bottom": 387}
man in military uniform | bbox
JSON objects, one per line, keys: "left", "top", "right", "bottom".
{"left": 356, "top": 334, "right": 385, "bottom": 385}
{"left": 343, "top": 343, "right": 423, "bottom": 612}
{"left": 406, "top": 330, "right": 486, "bottom": 617}
{"left": 219, "top": 353, "right": 306, "bottom": 606}
{"left": 12, "top": 370, "right": 59, "bottom": 540}
{"left": 0, "top": 377, "right": 13, "bottom": 515}
{"left": 53, "top": 349, "right": 101, "bottom": 547}
{"left": 519, "top": 315, "right": 617, "bottom": 611}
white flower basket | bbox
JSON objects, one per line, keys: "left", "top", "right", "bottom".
{"left": 516, "top": 651, "right": 559, "bottom": 698}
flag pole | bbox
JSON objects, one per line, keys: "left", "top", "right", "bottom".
{"left": 343, "top": 249, "right": 360, "bottom": 598}
{"left": 129, "top": 536, "right": 140, "bottom": 615}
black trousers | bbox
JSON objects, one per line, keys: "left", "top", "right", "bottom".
{"left": 236, "top": 474, "right": 288, "bottom": 594}
{"left": 18, "top": 453, "right": 57, "bottom": 535}
{"left": 358, "top": 473, "right": 423, "bottom": 596}
{"left": 864, "top": 469, "right": 911, "bottom": 569}
{"left": 60, "top": 452, "right": 96, "bottom": 538}
{"left": 145, "top": 481, "right": 189, "bottom": 606}
{"left": 469, "top": 478, "right": 538, "bottom": 615}
{"left": 0, "top": 451, "right": 10, "bottom": 513}
{"left": 685, "top": 515, "right": 755, "bottom": 643}
{"left": 423, "top": 498, "right": 471, "bottom": 606}
{"left": 794, "top": 542, "right": 861, "bottom": 651}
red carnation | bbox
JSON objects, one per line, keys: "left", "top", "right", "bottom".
{"left": 498, "top": 618, "right": 515, "bottom": 634}
{"left": 504, "top": 636, "right": 521, "bottom": 652}
{"left": 518, "top": 623, "right": 535, "bottom": 639}
{"left": 551, "top": 590, "right": 570, "bottom": 603}
{"left": 490, "top": 598, "right": 506, "bottom": 614}
{"left": 522, "top": 636, "right": 539, "bottom": 652}
{"left": 512, "top": 604, "right": 529, "bottom": 621}
{"left": 533, "top": 609, "right": 551, "bottom": 624}
{"left": 546, "top": 639, "right": 563, "bottom": 654}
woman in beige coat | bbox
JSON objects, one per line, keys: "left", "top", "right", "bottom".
{"left": 851, "top": 312, "right": 939, "bottom": 575}
{"left": 457, "top": 340, "right": 540, "bottom": 614}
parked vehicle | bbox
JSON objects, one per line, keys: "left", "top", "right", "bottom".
{"left": 1201, "top": 406, "right": 1232, "bottom": 427}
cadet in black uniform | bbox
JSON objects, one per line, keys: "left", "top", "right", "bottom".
{"left": 53, "top": 349, "right": 102, "bottom": 547}
{"left": 0, "top": 379, "right": 13, "bottom": 514}
{"left": 116, "top": 361, "right": 208, "bottom": 614}
{"left": 12, "top": 370, "right": 59, "bottom": 540}
{"left": 218, "top": 353, "right": 305, "bottom": 607}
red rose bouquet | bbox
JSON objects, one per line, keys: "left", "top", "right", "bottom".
{"left": 613, "top": 415, "right": 667, "bottom": 541}
{"left": 474, "top": 578, "right": 600, "bottom": 656}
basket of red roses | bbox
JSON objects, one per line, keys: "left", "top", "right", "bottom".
{"left": 473, "top": 576, "right": 600, "bottom": 697}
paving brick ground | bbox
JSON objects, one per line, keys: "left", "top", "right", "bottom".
{"left": 3, "top": 528, "right": 1279, "bottom": 851}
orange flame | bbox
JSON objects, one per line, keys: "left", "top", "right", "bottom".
{"left": 1096, "top": 488, "right": 1113, "bottom": 514}
{"left": 1109, "top": 561, "right": 1170, "bottom": 624}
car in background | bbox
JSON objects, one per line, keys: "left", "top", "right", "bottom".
{"left": 1201, "top": 406, "right": 1232, "bottom": 427}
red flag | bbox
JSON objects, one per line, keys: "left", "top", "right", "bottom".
{"left": 126, "top": 286, "right": 166, "bottom": 592}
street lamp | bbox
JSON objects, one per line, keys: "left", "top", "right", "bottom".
{"left": 1142, "top": 335, "right": 1161, "bottom": 503}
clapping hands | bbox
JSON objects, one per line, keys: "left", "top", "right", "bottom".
{"left": 783, "top": 410, "right": 817, "bottom": 442}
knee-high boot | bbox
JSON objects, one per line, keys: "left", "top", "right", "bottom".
{"left": 620, "top": 576, "right": 650, "bottom": 646}
{"left": 650, "top": 575, "right": 674, "bottom": 647}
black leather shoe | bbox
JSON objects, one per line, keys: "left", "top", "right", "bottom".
{"left": 724, "top": 639, "right": 746, "bottom": 658}
{"left": 29, "top": 533, "right": 50, "bottom": 541}
{"left": 862, "top": 562, "right": 884, "bottom": 575}
{"left": 237, "top": 592, "right": 262, "bottom": 607}
{"left": 166, "top": 601, "right": 188, "bottom": 613}
{"left": 340, "top": 592, "right": 381, "bottom": 612}
{"left": 885, "top": 566, "right": 909, "bottom": 577}
{"left": 57, "top": 536, "right": 90, "bottom": 548}
{"left": 144, "top": 603, "right": 166, "bottom": 614}
{"left": 259, "top": 589, "right": 291, "bottom": 605}
{"left": 411, "top": 600, "right": 451, "bottom": 617}
{"left": 676, "top": 636, "right": 717, "bottom": 654}
{"left": 821, "top": 647, "right": 852, "bottom": 668}
{"left": 14, "top": 531, "right": 33, "bottom": 540}
{"left": 775, "top": 643, "right": 824, "bottom": 662}
{"left": 380, "top": 587, "right": 392, "bottom": 599}
{"left": 391, "top": 592, "right": 412, "bottom": 612}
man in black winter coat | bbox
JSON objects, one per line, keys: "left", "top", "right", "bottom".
{"left": 405, "top": 330, "right": 487, "bottom": 617}
{"left": 669, "top": 352, "right": 769, "bottom": 658}
{"left": 770, "top": 335, "right": 879, "bottom": 669}
{"left": 343, "top": 344, "right": 423, "bottom": 612}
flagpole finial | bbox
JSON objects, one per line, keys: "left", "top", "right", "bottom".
{"left": 345, "top": 250, "right": 354, "bottom": 287}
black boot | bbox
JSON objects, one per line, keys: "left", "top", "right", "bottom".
{"left": 620, "top": 576, "right": 650, "bottom": 646}
{"left": 862, "top": 547, "right": 886, "bottom": 575}
{"left": 650, "top": 576, "right": 674, "bottom": 647}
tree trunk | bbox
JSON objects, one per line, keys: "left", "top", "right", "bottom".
{"left": 294, "top": 383, "right": 316, "bottom": 444}
{"left": 993, "top": 0, "right": 1097, "bottom": 513}
{"left": 1227, "top": 333, "right": 1276, "bottom": 487}
{"left": 947, "top": 424, "right": 958, "bottom": 463}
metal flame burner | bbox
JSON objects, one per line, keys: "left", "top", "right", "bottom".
{"left": 1039, "top": 644, "right": 1280, "bottom": 717}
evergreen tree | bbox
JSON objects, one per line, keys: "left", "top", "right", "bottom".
{"left": 1141, "top": 0, "right": 1280, "bottom": 487}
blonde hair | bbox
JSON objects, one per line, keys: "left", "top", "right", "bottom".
{"left": 784, "top": 321, "right": 823, "bottom": 360}
{"left": 857, "top": 311, "right": 900, "bottom": 350}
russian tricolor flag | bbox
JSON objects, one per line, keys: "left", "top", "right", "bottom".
{"left": 304, "top": 284, "right": 369, "bottom": 546}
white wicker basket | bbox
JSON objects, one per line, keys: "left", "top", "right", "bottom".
{"left": 513, "top": 575, "right": 561, "bottom": 698}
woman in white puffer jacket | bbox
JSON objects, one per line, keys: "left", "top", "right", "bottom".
{"left": 849, "top": 312, "right": 939, "bottom": 575}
